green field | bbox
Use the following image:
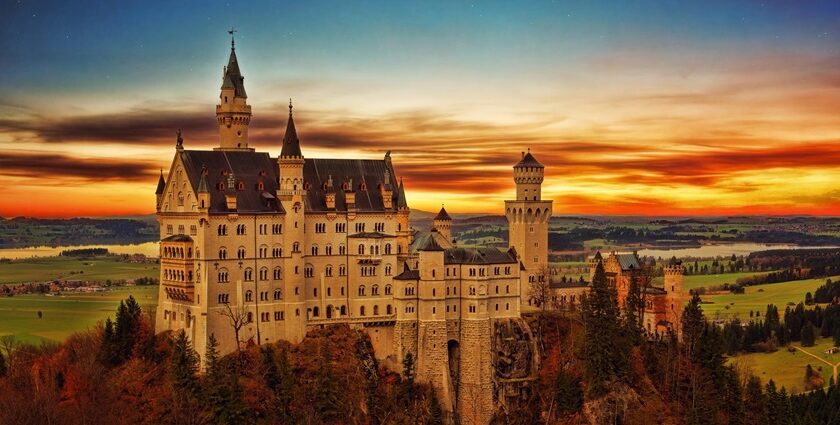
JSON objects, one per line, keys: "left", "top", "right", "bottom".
{"left": 730, "top": 337, "right": 840, "bottom": 394}
{"left": 0, "top": 286, "right": 159, "bottom": 344}
{"left": 701, "top": 276, "right": 838, "bottom": 321}
{"left": 652, "top": 271, "right": 772, "bottom": 291}
{"left": 0, "top": 256, "right": 159, "bottom": 284}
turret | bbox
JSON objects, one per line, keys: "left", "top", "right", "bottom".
{"left": 395, "top": 178, "right": 411, "bottom": 260}
{"left": 215, "top": 33, "right": 253, "bottom": 151}
{"left": 664, "top": 259, "right": 684, "bottom": 328}
{"left": 433, "top": 206, "right": 453, "bottom": 242}
{"left": 278, "top": 100, "right": 305, "bottom": 199}
{"left": 380, "top": 166, "right": 394, "bottom": 210}
{"left": 513, "top": 149, "right": 545, "bottom": 201}
{"left": 155, "top": 169, "right": 166, "bottom": 211}
{"left": 197, "top": 167, "right": 210, "bottom": 211}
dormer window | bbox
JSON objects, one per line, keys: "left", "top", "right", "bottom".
{"left": 237, "top": 181, "right": 245, "bottom": 191}
{"left": 258, "top": 182, "right": 264, "bottom": 191}
{"left": 359, "top": 182, "right": 367, "bottom": 191}
{"left": 221, "top": 169, "right": 229, "bottom": 176}
{"left": 303, "top": 182, "right": 311, "bottom": 191}
{"left": 217, "top": 182, "right": 225, "bottom": 191}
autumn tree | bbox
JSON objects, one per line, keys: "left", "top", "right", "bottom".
{"left": 552, "top": 368, "right": 583, "bottom": 418}
{"left": 528, "top": 265, "right": 553, "bottom": 312}
{"left": 0, "top": 335, "right": 18, "bottom": 369}
{"left": 261, "top": 344, "right": 294, "bottom": 423}
{"left": 0, "top": 350, "right": 6, "bottom": 377}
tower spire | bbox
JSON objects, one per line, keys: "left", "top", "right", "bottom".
{"left": 280, "top": 98, "right": 302, "bottom": 158}
{"left": 216, "top": 30, "right": 252, "bottom": 151}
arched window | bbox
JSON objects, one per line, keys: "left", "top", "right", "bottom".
{"left": 293, "top": 242, "right": 300, "bottom": 253}
{"left": 385, "top": 244, "right": 392, "bottom": 255}
{"left": 237, "top": 247, "right": 246, "bottom": 259}
{"left": 312, "top": 306, "right": 320, "bottom": 317}
{"left": 386, "top": 305, "right": 392, "bottom": 314}
{"left": 358, "top": 244, "right": 365, "bottom": 255}
{"left": 373, "top": 305, "right": 379, "bottom": 315}
{"left": 371, "top": 285, "right": 379, "bottom": 295}
{"left": 245, "top": 290, "right": 253, "bottom": 302}
{"left": 217, "top": 269, "right": 229, "bottom": 283}
{"left": 218, "top": 247, "right": 227, "bottom": 259}
{"left": 385, "top": 284, "right": 392, "bottom": 295}
{"left": 311, "top": 245, "right": 319, "bottom": 256}
{"left": 274, "top": 289, "right": 282, "bottom": 300}
{"left": 273, "top": 267, "right": 282, "bottom": 280}
{"left": 259, "top": 267, "right": 268, "bottom": 281}
{"left": 358, "top": 285, "right": 366, "bottom": 296}
{"left": 244, "top": 268, "right": 253, "bottom": 281}
{"left": 360, "top": 306, "right": 366, "bottom": 316}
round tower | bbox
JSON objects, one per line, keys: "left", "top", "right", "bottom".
{"left": 505, "top": 150, "right": 553, "bottom": 308}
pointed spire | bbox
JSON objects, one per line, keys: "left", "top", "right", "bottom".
{"left": 155, "top": 169, "right": 166, "bottom": 194}
{"left": 396, "top": 177, "right": 409, "bottom": 209}
{"left": 280, "top": 98, "right": 302, "bottom": 158}
{"left": 221, "top": 28, "right": 246, "bottom": 98}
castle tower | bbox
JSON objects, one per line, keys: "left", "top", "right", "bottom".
{"left": 505, "top": 150, "right": 553, "bottom": 307}
{"left": 433, "top": 206, "right": 453, "bottom": 242}
{"left": 664, "top": 260, "right": 684, "bottom": 332}
{"left": 278, "top": 100, "right": 307, "bottom": 342}
{"left": 415, "top": 237, "right": 453, "bottom": 414}
{"left": 215, "top": 33, "right": 253, "bottom": 151}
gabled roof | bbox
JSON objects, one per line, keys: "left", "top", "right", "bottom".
{"left": 177, "top": 150, "right": 282, "bottom": 214}
{"left": 615, "top": 253, "right": 641, "bottom": 270}
{"left": 417, "top": 234, "right": 445, "bottom": 251}
{"left": 197, "top": 171, "right": 210, "bottom": 193}
{"left": 409, "top": 230, "right": 454, "bottom": 253}
{"left": 394, "top": 263, "right": 420, "bottom": 280}
{"left": 348, "top": 232, "right": 393, "bottom": 239}
{"left": 155, "top": 170, "right": 166, "bottom": 194}
{"left": 514, "top": 151, "right": 544, "bottom": 168}
{"left": 303, "top": 158, "right": 397, "bottom": 212}
{"left": 280, "top": 103, "right": 302, "bottom": 158}
{"left": 434, "top": 206, "right": 452, "bottom": 221}
{"left": 221, "top": 47, "right": 247, "bottom": 98}
{"left": 444, "top": 247, "right": 518, "bottom": 265}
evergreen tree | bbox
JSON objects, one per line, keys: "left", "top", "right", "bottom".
{"left": 801, "top": 321, "right": 817, "bottom": 347}
{"left": 743, "top": 376, "right": 768, "bottom": 425}
{"left": 98, "top": 317, "right": 119, "bottom": 365}
{"left": 114, "top": 295, "right": 142, "bottom": 362}
{"left": 401, "top": 351, "right": 417, "bottom": 402}
{"left": 834, "top": 322, "right": 840, "bottom": 348}
{"left": 428, "top": 391, "right": 445, "bottom": 425}
{"left": 170, "top": 330, "right": 199, "bottom": 394}
{"left": 552, "top": 368, "right": 583, "bottom": 418}
{"left": 313, "top": 342, "right": 342, "bottom": 423}
{"left": 681, "top": 293, "right": 705, "bottom": 357}
{"left": 204, "top": 334, "right": 250, "bottom": 425}
{"left": 579, "top": 261, "right": 628, "bottom": 396}
{"left": 624, "top": 275, "right": 643, "bottom": 344}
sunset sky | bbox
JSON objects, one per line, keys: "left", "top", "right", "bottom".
{"left": 1, "top": 0, "right": 839, "bottom": 217}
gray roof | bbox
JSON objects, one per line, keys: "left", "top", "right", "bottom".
{"left": 644, "top": 287, "right": 666, "bottom": 295}
{"left": 303, "top": 158, "right": 399, "bottom": 212}
{"left": 178, "top": 150, "right": 282, "bottom": 214}
{"left": 615, "top": 253, "right": 642, "bottom": 271}
{"left": 348, "top": 232, "right": 393, "bottom": 239}
{"left": 162, "top": 234, "right": 193, "bottom": 242}
{"left": 409, "top": 230, "right": 454, "bottom": 253}
{"left": 394, "top": 263, "right": 420, "bottom": 280}
{"left": 444, "top": 247, "right": 518, "bottom": 265}
{"left": 514, "top": 151, "right": 544, "bottom": 168}
{"left": 395, "top": 178, "right": 409, "bottom": 209}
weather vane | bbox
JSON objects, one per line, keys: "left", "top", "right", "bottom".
{"left": 228, "top": 27, "right": 237, "bottom": 48}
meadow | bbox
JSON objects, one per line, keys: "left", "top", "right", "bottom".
{"left": 700, "top": 276, "right": 838, "bottom": 321}
{"left": 730, "top": 337, "right": 840, "bottom": 394}
{"left": 0, "top": 255, "right": 159, "bottom": 284}
{"left": 0, "top": 285, "right": 158, "bottom": 344}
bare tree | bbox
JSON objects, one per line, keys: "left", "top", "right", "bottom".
{"left": 528, "top": 265, "right": 553, "bottom": 313}
{"left": 218, "top": 302, "right": 249, "bottom": 353}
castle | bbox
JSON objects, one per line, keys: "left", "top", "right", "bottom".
{"left": 154, "top": 38, "right": 552, "bottom": 424}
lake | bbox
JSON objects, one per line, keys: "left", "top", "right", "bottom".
{"left": 638, "top": 243, "right": 839, "bottom": 259}
{"left": 0, "top": 241, "right": 160, "bottom": 260}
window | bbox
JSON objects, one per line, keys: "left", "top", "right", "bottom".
{"left": 237, "top": 247, "right": 246, "bottom": 259}
{"left": 273, "top": 267, "right": 282, "bottom": 280}
{"left": 469, "top": 305, "right": 476, "bottom": 313}
{"left": 386, "top": 305, "right": 392, "bottom": 314}
{"left": 359, "top": 285, "right": 366, "bottom": 296}
{"left": 245, "top": 291, "right": 253, "bottom": 302}
{"left": 385, "top": 284, "right": 392, "bottom": 295}
{"left": 304, "top": 265, "right": 314, "bottom": 278}
{"left": 272, "top": 224, "right": 282, "bottom": 234}
{"left": 236, "top": 224, "right": 246, "bottom": 235}
{"left": 358, "top": 244, "right": 365, "bottom": 255}
{"left": 273, "top": 289, "right": 282, "bottom": 300}
{"left": 247, "top": 312, "right": 253, "bottom": 323}
{"left": 505, "top": 285, "right": 510, "bottom": 294}
{"left": 374, "top": 222, "right": 385, "bottom": 232}
{"left": 190, "top": 225, "right": 197, "bottom": 235}
{"left": 373, "top": 305, "right": 379, "bottom": 315}
{"left": 274, "top": 311, "right": 284, "bottom": 321}
{"left": 355, "top": 223, "right": 366, "bottom": 232}
{"left": 217, "top": 293, "right": 229, "bottom": 304}
{"left": 469, "top": 286, "right": 476, "bottom": 295}
{"left": 339, "top": 265, "right": 346, "bottom": 276}
{"left": 315, "top": 223, "right": 326, "bottom": 233}
{"left": 311, "top": 245, "right": 319, "bottom": 256}
{"left": 218, "top": 248, "right": 227, "bottom": 259}
{"left": 405, "top": 285, "right": 415, "bottom": 296}
{"left": 339, "top": 244, "right": 346, "bottom": 255}
{"left": 166, "top": 224, "right": 173, "bottom": 235}
{"left": 313, "top": 288, "right": 318, "bottom": 297}
{"left": 325, "top": 245, "right": 332, "bottom": 255}
{"left": 217, "top": 269, "right": 229, "bottom": 283}
{"left": 371, "top": 285, "right": 379, "bottom": 295}
{"left": 244, "top": 268, "right": 253, "bottom": 281}
{"left": 259, "top": 246, "right": 268, "bottom": 258}
{"left": 335, "top": 223, "right": 346, "bottom": 233}
{"left": 259, "top": 267, "right": 268, "bottom": 281}
{"left": 360, "top": 306, "right": 366, "bottom": 316}
{"left": 325, "top": 266, "right": 333, "bottom": 277}
{"left": 385, "top": 244, "right": 392, "bottom": 255}
{"left": 218, "top": 224, "right": 228, "bottom": 235}
{"left": 293, "top": 242, "right": 300, "bottom": 253}
{"left": 385, "top": 264, "right": 392, "bottom": 276}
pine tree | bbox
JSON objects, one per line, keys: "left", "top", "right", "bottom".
{"left": 743, "top": 376, "right": 768, "bottom": 425}
{"left": 801, "top": 321, "right": 816, "bottom": 347}
{"left": 624, "top": 275, "right": 643, "bottom": 345}
{"left": 98, "top": 317, "right": 119, "bottom": 365}
{"left": 171, "top": 330, "right": 199, "bottom": 394}
{"left": 114, "top": 295, "right": 142, "bottom": 362}
{"left": 580, "top": 261, "right": 628, "bottom": 396}
{"left": 681, "top": 293, "right": 705, "bottom": 357}
{"left": 553, "top": 368, "right": 583, "bottom": 418}
{"left": 401, "top": 351, "right": 417, "bottom": 402}
{"left": 313, "top": 342, "right": 342, "bottom": 423}
{"left": 204, "top": 334, "right": 250, "bottom": 425}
